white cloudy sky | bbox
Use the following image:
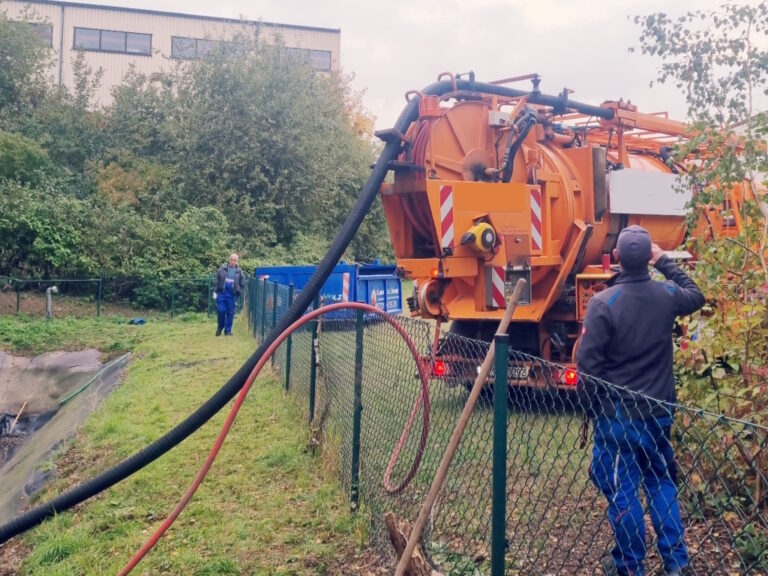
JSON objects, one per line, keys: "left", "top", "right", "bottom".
{"left": 80, "top": 0, "right": 725, "bottom": 129}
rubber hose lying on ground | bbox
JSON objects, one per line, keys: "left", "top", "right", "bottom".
{"left": 0, "top": 77, "right": 599, "bottom": 544}
{"left": 119, "top": 302, "right": 432, "bottom": 575}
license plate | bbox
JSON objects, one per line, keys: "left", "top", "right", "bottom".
{"left": 509, "top": 365, "right": 529, "bottom": 380}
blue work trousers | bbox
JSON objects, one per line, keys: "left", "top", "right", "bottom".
{"left": 590, "top": 411, "right": 688, "bottom": 575}
{"left": 216, "top": 291, "right": 236, "bottom": 335}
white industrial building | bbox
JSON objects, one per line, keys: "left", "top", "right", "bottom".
{"left": 2, "top": 0, "right": 341, "bottom": 105}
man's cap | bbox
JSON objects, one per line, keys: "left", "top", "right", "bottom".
{"left": 616, "top": 225, "right": 651, "bottom": 270}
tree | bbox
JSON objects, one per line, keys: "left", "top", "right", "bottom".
{"left": 108, "top": 39, "right": 384, "bottom": 263}
{"left": 634, "top": 2, "right": 768, "bottom": 421}
{"left": 0, "top": 12, "right": 51, "bottom": 119}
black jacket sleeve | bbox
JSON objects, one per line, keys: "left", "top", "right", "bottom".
{"left": 653, "top": 255, "right": 705, "bottom": 316}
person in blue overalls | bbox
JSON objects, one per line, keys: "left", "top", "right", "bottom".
{"left": 214, "top": 253, "right": 245, "bottom": 336}
{"left": 577, "top": 226, "right": 704, "bottom": 576}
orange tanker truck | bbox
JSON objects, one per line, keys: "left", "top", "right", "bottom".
{"left": 377, "top": 72, "right": 757, "bottom": 390}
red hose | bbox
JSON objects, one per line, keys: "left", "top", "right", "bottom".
{"left": 383, "top": 317, "right": 441, "bottom": 494}
{"left": 119, "top": 303, "right": 432, "bottom": 575}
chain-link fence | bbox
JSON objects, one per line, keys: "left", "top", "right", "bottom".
{"left": 248, "top": 278, "right": 768, "bottom": 575}
{"left": 0, "top": 274, "right": 239, "bottom": 317}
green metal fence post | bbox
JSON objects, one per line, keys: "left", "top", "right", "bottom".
{"left": 285, "top": 284, "right": 294, "bottom": 391}
{"left": 15, "top": 280, "right": 20, "bottom": 314}
{"left": 271, "top": 282, "right": 278, "bottom": 367}
{"left": 491, "top": 333, "right": 509, "bottom": 576}
{"left": 308, "top": 294, "right": 320, "bottom": 423}
{"left": 97, "top": 276, "right": 102, "bottom": 318}
{"left": 260, "top": 280, "right": 268, "bottom": 341}
{"left": 350, "top": 308, "right": 364, "bottom": 511}
{"left": 254, "top": 280, "right": 260, "bottom": 337}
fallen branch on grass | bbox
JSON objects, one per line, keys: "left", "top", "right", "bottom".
{"left": 385, "top": 512, "right": 443, "bottom": 576}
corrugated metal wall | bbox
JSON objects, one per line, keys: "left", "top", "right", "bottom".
{"left": 2, "top": 0, "right": 341, "bottom": 105}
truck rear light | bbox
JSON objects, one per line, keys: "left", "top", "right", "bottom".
{"left": 433, "top": 359, "right": 446, "bottom": 376}
{"left": 563, "top": 368, "right": 579, "bottom": 386}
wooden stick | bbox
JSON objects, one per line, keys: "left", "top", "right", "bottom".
{"left": 394, "top": 279, "right": 527, "bottom": 576}
{"left": 9, "top": 400, "right": 28, "bottom": 434}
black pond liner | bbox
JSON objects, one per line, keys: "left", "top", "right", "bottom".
{"left": 0, "top": 411, "right": 57, "bottom": 465}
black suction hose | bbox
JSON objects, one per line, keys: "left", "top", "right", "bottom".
{"left": 0, "top": 77, "right": 612, "bottom": 544}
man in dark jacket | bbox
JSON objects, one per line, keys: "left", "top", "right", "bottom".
{"left": 214, "top": 253, "right": 246, "bottom": 336}
{"left": 576, "top": 225, "right": 704, "bottom": 576}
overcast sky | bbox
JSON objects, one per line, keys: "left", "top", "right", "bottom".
{"left": 79, "top": 0, "right": 726, "bottom": 129}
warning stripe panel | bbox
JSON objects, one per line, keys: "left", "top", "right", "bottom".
{"left": 530, "top": 187, "right": 542, "bottom": 251}
{"left": 342, "top": 272, "right": 350, "bottom": 302}
{"left": 440, "top": 185, "right": 455, "bottom": 250}
{"left": 491, "top": 266, "right": 505, "bottom": 308}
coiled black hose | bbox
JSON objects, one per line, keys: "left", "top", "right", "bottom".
{"left": 0, "top": 77, "right": 613, "bottom": 544}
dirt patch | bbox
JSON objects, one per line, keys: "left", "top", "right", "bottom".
{"left": 0, "top": 537, "right": 31, "bottom": 576}
{"left": 330, "top": 547, "right": 390, "bottom": 575}
{"left": 0, "top": 290, "right": 146, "bottom": 318}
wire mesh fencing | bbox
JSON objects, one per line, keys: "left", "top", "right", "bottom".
{"left": 0, "top": 275, "right": 103, "bottom": 317}
{"left": 0, "top": 274, "right": 232, "bottom": 317}
{"left": 247, "top": 278, "right": 768, "bottom": 575}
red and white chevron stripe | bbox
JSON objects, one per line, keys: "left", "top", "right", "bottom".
{"left": 530, "top": 187, "right": 542, "bottom": 251}
{"left": 342, "top": 272, "right": 350, "bottom": 302}
{"left": 491, "top": 266, "right": 505, "bottom": 309}
{"left": 440, "top": 185, "right": 454, "bottom": 251}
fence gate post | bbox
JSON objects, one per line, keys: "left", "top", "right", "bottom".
{"left": 285, "top": 284, "right": 294, "bottom": 391}
{"left": 260, "top": 280, "right": 268, "bottom": 341}
{"left": 251, "top": 280, "right": 257, "bottom": 336}
{"left": 271, "top": 282, "right": 279, "bottom": 367}
{"left": 491, "top": 334, "right": 509, "bottom": 576}
{"left": 97, "top": 276, "right": 102, "bottom": 318}
{"left": 350, "top": 309, "right": 365, "bottom": 511}
{"left": 309, "top": 294, "right": 320, "bottom": 423}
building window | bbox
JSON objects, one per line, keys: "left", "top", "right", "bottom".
{"left": 27, "top": 22, "right": 53, "bottom": 47}
{"left": 74, "top": 27, "right": 151, "bottom": 55}
{"left": 171, "top": 36, "right": 196, "bottom": 59}
{"left": 309, "top": 50, "right": 332, "bottom": 72}
{"left": 126, "top": 33, "right": 152, "bottom": 55}
{"left": 171, "top": 36, "right": 247, "bottom": 60}
{"left": 100, "top": 30, "right": 125, "bottom": 52}
{"left": 286, "top": 47, "right": 332, "bottom": 72}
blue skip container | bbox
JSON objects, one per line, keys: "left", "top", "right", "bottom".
{"left": 255, "top": 260, "right": 402, "bottom": 315}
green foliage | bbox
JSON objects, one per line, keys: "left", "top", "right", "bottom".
{"left": 0, "top": 130, "right": 52, "bottom": 185}
{"left": 635, "top": 1, "right": 768, "bottom": 426}
{"left": 0, "top": 180, "right": 94, "bottom": 276}
{"left": 736, "top": 523, "right": 768, "bottom": 571}
{"left": 156, "top": 41, "right": 378, "bottom": 256}
{"left": 0, "top": 12, "right": 51, "bottom": 117}
{"left": 633, "top": 3, "right": 768, "bottom": 125}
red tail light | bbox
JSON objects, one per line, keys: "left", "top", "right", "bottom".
{"left": 433, "top": 359, "right": 446, "bottom": 376}
{"left": 563, "top": 368, "right": 579, "bottom": 386}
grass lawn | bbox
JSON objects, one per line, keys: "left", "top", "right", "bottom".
{"left": 0, "top": 312, "right": 375, "bottom": 575}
